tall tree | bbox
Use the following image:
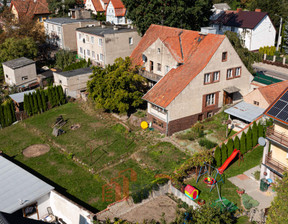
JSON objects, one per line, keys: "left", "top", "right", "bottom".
{"left": 32, "top": 92, "right": 39, "bottom": 114}
{"left": 252, "top": 121, "right": 258, "bottom": 147}
{"left": 41, "top": 91, "right": 47, "bottom": 111}
{"left": 9, "top": 100, "right": 16, "bottom": 122}
{"left": 24, "top": 94, "right": 32, "bottom": 116}
{"left": 234, "top": 135, "right": 240, "bottom": 150}
{"left": 246, "top": 127, "right": 252, "bottom": 152}
{"left": 55, "top": 50, "right": 76, "bottom": 70}
{"left": 88, "top": 57, "right": 148, "bottom": 114}
{"left": 0, "top": 104, "right": 4, "bottom": 127}
{"left": 258, "top": 123, "right": 264, "bottom": 138}
{"left": 36, "top": 89, "right": 43, "bottom": 113}
{"left": 123, "top": 0, "right": 213, "bottom": 35}
{"left": 266, "top": 172, "right": 288, "bottom": 223}
{"left": 28, "top": 93, "right": 34, "bottom": 115}
{"left": 57, "top": 85, "right": 66, "bottom": 104}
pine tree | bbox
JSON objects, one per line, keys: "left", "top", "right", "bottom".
{"left": 36, "top": 89, "right": 43, "bottom": 113}
{"left": 246, "top": 127, "right": 252, "bottom": 152}
{"left": 41, "top": 91, "right": 47, "bottom": 111}
{"left": 9, "top": 100, "right": 16, "bottom": 123}
{"left": 4, "top": 103, "right": 12, "bottom": 126}
{"left": 57, "top": 85, "right": 65, "bottom": 104}
{"left": 28, "top": 93, "right": 34, "bottom": 115}
{"left": 258, "top": 123, "right": 264, "bottom": 138}
{"left": 227, "top": 138, "right": 234, "bottom": 157}
{"left": 32, "top": 92, "right": 39, "bottom": 114}
{"left": 221, "top": 144, "right": 228, "bottom": 165}
{"left": 252, "top": 122, "right": 258, "bottom": 147}
{"left": 240, "top": 132, "right": 246, "bottom": 155}
{"left": 234, "top": 136, "right": 240, "bottom": 150}
{"left": 54, "top": 86, "right": 60, "bottom": 106}
{"left": 214, "top": 146, "right": 222, "bottom": 167}
{"left": 47, "top": 87, "right": 53, "bottom": 108}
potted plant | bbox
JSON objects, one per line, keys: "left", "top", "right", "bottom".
{"left": 236, "top": 188, "right": 245, "bottom": 195}
{"left": 197, "top": 199, "right": 205, "bottom": 206}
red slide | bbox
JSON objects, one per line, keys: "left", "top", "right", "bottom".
{"left": 218, "top": 149, "right": 240, "bottom": 174}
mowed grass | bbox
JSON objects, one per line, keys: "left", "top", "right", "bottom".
{"left": 0, "top": 102, "right": 189, "bottom": 211}
{"left": 0, "top": 124, "right": 109, "bottom": 211}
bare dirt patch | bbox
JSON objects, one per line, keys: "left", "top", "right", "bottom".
{"left": 70, "top": 123, "right": 81, "bottom": 130}
{"left": 23, "top": 144, "right": 50, "bottom": 158}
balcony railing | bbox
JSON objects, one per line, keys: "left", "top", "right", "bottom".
{"left": 139, "top": 70, "right": 162, "bottom": 82}
{"left": 266, "top": 127, "right": 288, "bottom": 148}
{"left": 265, "top": 152, "right": 288, "bottom": 175}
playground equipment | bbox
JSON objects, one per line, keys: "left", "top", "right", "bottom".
{"left": 184, "top": 185, "right": 199, "bottom": 200}
{"left": 218, "top": 149, "right": 241, "bottom": 174}
{"left": 204, "top": 177, "right": 216, "bottom": 185}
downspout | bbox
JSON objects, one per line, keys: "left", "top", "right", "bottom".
{"left": 166, "top": 110, "right": 169, "bottom": 136}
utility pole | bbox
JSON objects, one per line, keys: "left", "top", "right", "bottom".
{"left": 277, "top": 17, "right": 283, "bottom": 51}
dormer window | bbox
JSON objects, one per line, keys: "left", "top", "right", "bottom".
{"left": 222, "top": 52, "right": 227, "bottom": 62}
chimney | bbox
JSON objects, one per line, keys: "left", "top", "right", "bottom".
{"left": 255, "top": 9, "right": 261, "bottom": 12}
{"left": 236, "top": 8, "right": 242, "bottom": 13}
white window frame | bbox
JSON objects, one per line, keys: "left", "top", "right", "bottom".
{"left": 79, "top": 47, "right": 83, "bottom": 54}
{"left": 86, "top": 35, "right": 89, "bottom": 43}
{"left": 165, "top": 65, "right": 170, "bottom": 74}
{"left": 100, "top": 54, "right": 104, "bottom": 61}
{"left": 91, "top": 36, "right": 94, "bottom": 44}
{"left": 92, "top": 51, "right": 95, "bottom": 59}
{"left": 204, "top": 73, "right": 211, "bottom": 84}
{"left": 206, "top": 93, "right": 215, "bottom": 106}
{"left": 129, "top": 37, "right": 133, "bottom": 45}
{"left": 227, "top": 69, "right": 233, "bottom": 79}
{"left": 78, "top": 33, "right": 82, "bottom": 40}
{"left": 213, "top": 71, "right": 219, "bottom": 81}
{"left": 98, "top": 38, "right": 103, "bottom": 46}
{"left": 87, "top": 49, "right": 90, "bottom": 56}
{"left": 235, "top": 67, "right": 241, "bottom": 77}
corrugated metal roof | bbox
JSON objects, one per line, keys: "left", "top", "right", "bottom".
{"left": 0, "top": 156, "right": 54, "bottom": 213}
{"left": 9, "top": 90, "right": 36, "bottom": 103}
{"left": 224, "top": 101, "right": 265, "bottom": 122}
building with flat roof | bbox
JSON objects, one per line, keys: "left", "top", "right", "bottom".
{"left": 76, "top": 25, "right": 141, "bottom": 66}
{"left": 2, "top": 57, "right": 37, "bottom": 87}
{"left": 53, "top": 67, "right": 93, "bottom": 98}
{"left": 44, "top": 9, "right": 100, "bottom": 51}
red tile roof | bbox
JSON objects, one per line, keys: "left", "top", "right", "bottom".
{"left": 133, "top": 24, "right": 225, "bottom": 108}
{"left": 258, "top": 80, "right": 288, "bottom": 105}
{"left": 92, "top": 0, "right": 104, "bottom": 12}
{"left": 211, "top": 10, "right": 268, "bottom": 29}
{"left": 108, "top": 0, "right": 126, "bottom": 16}
{"left": 11, "top": 0, "right": 50, "bottom": 20}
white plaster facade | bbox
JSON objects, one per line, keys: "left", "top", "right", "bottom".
{"left": 3, "top": 62, "right": 37, "bottom": 87}
{"left": 212, "top": 14, "right": 276, "bottom": 51}
{"left": 85, "top": 0, "right": 106, "bottom": 14}
{"left": 76, "top": 27, "right": 141, "bottom": 67}
{"left": 106, "top": 1, "right": 131, "bottom": 25}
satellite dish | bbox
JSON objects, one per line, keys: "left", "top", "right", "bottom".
{"left": 258, "top": 137, "right": 266, "bottom": 146}
{"left": 142, "top": 54, "right": 147, "bottom": 63}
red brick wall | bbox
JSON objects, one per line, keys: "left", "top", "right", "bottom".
{"left": 147, "top": 113, "right": 167, "bottom": 134}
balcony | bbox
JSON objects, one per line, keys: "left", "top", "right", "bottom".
{"left": 139, "top": 70, "right": 162, "bottom": 82}
{"left": 266, "top": 126, "right": 288, "bottom": 149}
{"left": 265, "top": 152, "right": 288, "bottom": 176}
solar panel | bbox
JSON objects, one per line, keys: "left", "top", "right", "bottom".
{"left": 280, "top": 92, "right": 288, "bottom": 102}
{"left": 283, "top": 105, "right": 288, "bottom": 113}
{"left": 267, "top": 107, "right": 281, "bottom": 116}
{"left": 274, "top": 100, "right": 286, "bottom": 110}
{"left": 277, "top": 111, "right": 288, "bottom": 121}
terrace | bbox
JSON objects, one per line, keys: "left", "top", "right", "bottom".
{"left": 266, "top": 126, "right": 288, "bottom": 149}
{"left": 265, "top": 151, "right": 288, "bottom": 176}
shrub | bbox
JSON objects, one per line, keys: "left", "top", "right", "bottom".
{"left": 198, "top": 138, "right": 217, "bottom": 149}
{"left": 246, "top": 127, "right": 252, "bottom": 152}
{"left": 221, "top": 144, "right": 228, "bottom": 165}
{"left": 242, "top": 194, "right": 259, "bottom": 210}
{"left": 240, "top": 132, "right": 246, "bottom": 154}
{"left": 192, "top": 123, "right": 204, "bottom": 138}
{"left": 214, "top": 146, "right": 222, "bottom": 167}
{"left": 234, "top": 136, "right": 240, "bottom": 150}
{"left": 253, "top": 171, "right": 260, "bottom": 180}
{"left": 227, "top": 138, "right": 234, "bottom": 156}
{"left": 252, "top": 122, "right": 258, "bottom": 147}
{"left": 258, "top": 124, "right": 264, "bottom": 138}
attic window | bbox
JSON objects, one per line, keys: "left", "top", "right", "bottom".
{"left": 157, "top": 48, "right": 160, "bottom": 54}
{"left": 222, "top": 52, "right": 227, "bottom": 62}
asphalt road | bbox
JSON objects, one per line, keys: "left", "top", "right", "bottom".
{"left": 252, "top": 64, "right": 288, "bottom": 81}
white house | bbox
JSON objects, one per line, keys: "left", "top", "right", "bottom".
{"left": 211, "top": 3, "right": 231, "bottom": 20}
{"left": 106, "top": 0, "right": 131, "bottom": 25}
{"left": 210, "top": 8, "right": 276, "bottom": 51}
{"left": 85, "top": 0, "right": 107, "bottom": 14}
{"left": 0, "top": 154, "right": 94, "bottom": 224}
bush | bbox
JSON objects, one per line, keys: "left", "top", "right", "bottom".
{"left": 62, "top": 59, "right": 90, "bottom": 72}
{"left": 252, "top": 122, "right": 258, "bottom": 147}
{"left": 198, "top": 138, "right": 217, "bottom": 149}
{"left": 253, "top": 170, "right": 260, "bottom": 180}
{"left": 242, "top": 194, "right": 259, "bottom": 210}
{"left": 221, "top": 144, "right": 228, "bottom": 165}
{"left": 214, "top": 146, "right": 222, "bottom": 167}
{"left": 240, "top": 132, "right": 246, "bottom": 154}
{"left": 258, "top": 124, "right": 264, "bottom": 138}
{"left": 234, "top": 136, "right": 240, "bottom": 150}
{"left": 192, "top": 122, "right": 204, "bottom": 138}
{"left": 227, "top": 138, "right": 234, "bottom": 156}
{"left": 246, "top": 127, "right": 252, "bottom": 152}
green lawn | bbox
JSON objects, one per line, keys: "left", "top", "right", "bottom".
{"left": 0, "top": 102, "right": 189, "bottom": 211}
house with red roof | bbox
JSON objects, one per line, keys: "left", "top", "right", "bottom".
{"left": 106, "top": 0, "right": 131, "bottom": 25}
{"left": 85, "top": 0, "right": 107, "bottom": 15}
{"left": 210, "top": 8, "right": 276, "bottom": 51}
{"left": 131, "top": 24, "right": 253, "bottom": 135}
{"left": 10, "top": 0, "right": 51, "bottom": 23}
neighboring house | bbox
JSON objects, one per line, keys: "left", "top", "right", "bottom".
{"left": 225, "top": 80, "right": 288, "bottom": 130}
{"left": 131, "top": 24, "right": 252, "bottom": 135}
{"left": 0, "top": 212, "right": 46, "bottom": 223}
{"left": 85, "top": 0, "right": 108, "bottom": 14}
{"left": 261, "top": 88, "right": 288, "bottom": 182}
{"left": 3, "top": 57, "right": 37, "bottom": 87}
{"left": 0, "top": 154, "right": 94, "bottom": 224}
{"left": 106, "top": 0, "right": 131, "bottom": 25}
{"left": 9, "top": 89, "right": 36, "bottom": 112}
{"left": 76, "top": 25, "right": 141, "bottom": 67}
{"left": 10, "top": 0, "right": 51, "bottom": 23}
{"left": 211, "top": 3, "right": 231, "bottom": 20}
{"left": 210, "top": 8, "right": 276, "bottom": 51}
{"left": 53, "top": 67, "right": 93, "bottom": 98}
{"left": 44, "top": 9, "right": 100, "bottom": 51}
